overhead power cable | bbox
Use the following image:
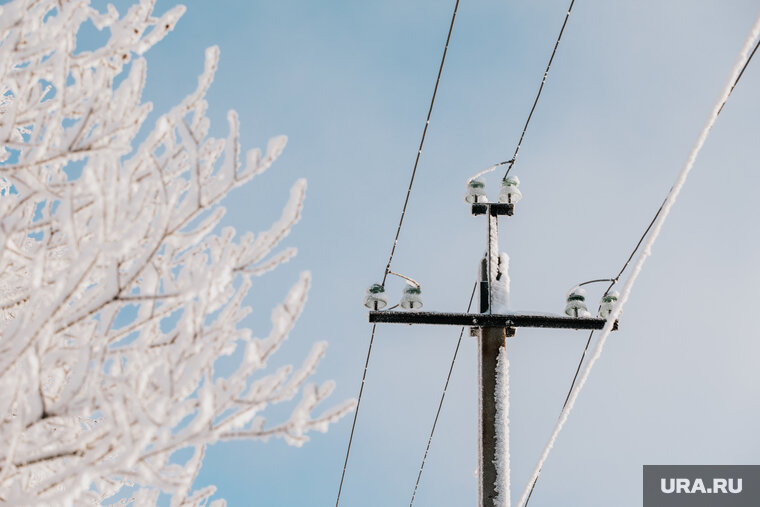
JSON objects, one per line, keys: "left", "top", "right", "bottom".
{"left": 518, "top": 13, "right": 760, "bottom": 507}
{"left": 523, "top": 199, "right": 665, "bottom": 505}
{"left": 382, "top": 0, "right": 461, "bottom": 287}
{"left": 503, "top": 0, "right": 577, "bottom": 180}
{"left": 335, "top": 2, "right": 460, "bottom": 505}
{"left": 525, "top": 16, "right": 760, "bottom": 507}
{"left": 409, "top": 281, "right": 478, "bottom": 507}
{"left": 334, "top": 324, "right": 378, "bottom": 507}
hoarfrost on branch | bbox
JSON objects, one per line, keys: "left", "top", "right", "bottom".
{"left": 0, "top": 1, "right": 353, "bottom": 505}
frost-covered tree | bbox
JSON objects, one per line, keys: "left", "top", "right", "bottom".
{"left": 0, "top": 1, "right": 353, "bottom": 505}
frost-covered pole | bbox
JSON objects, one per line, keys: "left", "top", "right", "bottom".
{"left": 478, "top": 209, "right": 511, "bottom": 507}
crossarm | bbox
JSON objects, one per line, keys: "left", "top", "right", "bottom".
{"left": 369, "top": 311, "right": 618, "bottom": 330}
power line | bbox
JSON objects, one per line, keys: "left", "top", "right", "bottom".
{"left": 335, "top": 2, "right": 461, "bottom": 504}
{"left": 523, "top": 199, "right": 665, "bottom": 506}
{"left": 523, "top": 22, "right": 760, "bottom": 506}
{"left": 409, "top": 281, "right": 477, "bottom": 507}
{"left": 382, "top": 0, "right": 461, "bottom": 286}
{"left": 334, "top": 324, "right": 377, "bottom": 506}
{"left": 503, "top": 0, "right": 577, "bottom": 180}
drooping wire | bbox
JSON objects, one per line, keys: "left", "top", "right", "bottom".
{"left": 409, "top": 281, "right": 478, "bottom": 506}
{"left": 523, "top": 28, "right": 760, "bottom": 505}
{"left": 335, "top": 2, "right": 461, "bottom": 505}
{"left": 382, "top": 0, "right": 461, "bottom": 286}
{"left": 503, "top": 0, "right": 577, "bottom": 180}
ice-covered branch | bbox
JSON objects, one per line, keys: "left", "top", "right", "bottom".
{"left": 0, "top": 1, "right": 349, "bottom": 504}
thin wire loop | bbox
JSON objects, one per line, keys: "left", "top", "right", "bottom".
{"left": 467, "top": 159, "right": 512, "bottom": 183}
{"left": 387, "top": 271, "right": 422, "bottom": 288}
{"left": 576, "top": 278, "right": 615, "bottom": 287}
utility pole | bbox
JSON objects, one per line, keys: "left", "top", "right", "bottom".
{"left": 369, "top": 201, "right": 617, "bottom": 507}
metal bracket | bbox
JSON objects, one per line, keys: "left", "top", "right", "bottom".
{"left": 471, "top": 202, "right": 514, "bottom": 216}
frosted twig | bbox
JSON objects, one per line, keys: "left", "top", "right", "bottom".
{"left": 0, "top": 1, "right": 349, "bottom": 504}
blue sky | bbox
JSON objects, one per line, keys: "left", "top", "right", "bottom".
{"left": 93, "top": 1, "right": 760, "bottom": 505}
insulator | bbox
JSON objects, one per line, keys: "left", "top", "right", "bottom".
{"left": 400, "top": 284, "right": 423, "bottom": 310}
{"left": 564, "top": 287, "right": 590, "bottom": 318}
{"left": 498, "top": 175, "right": 522, "bottom": 204}
{"left": 363, "top": 283, "right": 388, "bottom": 310}
{"left": 598, "top": 290, "right": 619, "bottom": 319}
{"left": 465, "top": 179, "right": 487, "bottom": 203}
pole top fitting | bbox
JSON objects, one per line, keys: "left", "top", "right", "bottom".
{"left": 471, "top": 202, "right": 514, "bottom": 217}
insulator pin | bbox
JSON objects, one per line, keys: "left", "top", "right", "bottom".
{"left": 564, "top": 287, "right": 590, "bottom": 318}
{"left": 498, "top": 175, "right": 522, "bottom": 204}
{"left": 400, "top": 285, "right": 423, "bottom": 310}
{"left": 598, "top": 290, "right": 619, "bottom": 319}
{"left": 363, "top": 283, "right": 388, "bottom": 310}
{"left": 465, "top": 179, "right": 487, "bottom": 204}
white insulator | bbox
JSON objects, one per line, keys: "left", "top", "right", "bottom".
{"left": 465, "top": 179, "right": 487, "bottom": 203}
{"left": 598, "top": 290, "right": 619, "bottom": 319}
{"left": 564, "top": 286, "right": 589, "bottom": 317}
{"left": 498, "top": 175, "right": 522, "bottom": 204}
{"left": 363, "top": 283, "right": 388, "bottom": 310}
{"left": 400, "top": 285, "right": 423, "bottom": 310}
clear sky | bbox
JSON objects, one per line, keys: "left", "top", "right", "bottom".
{"left": 95, "top": 0, "right": 760, "bottom": 505}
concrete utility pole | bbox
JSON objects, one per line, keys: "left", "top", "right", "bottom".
{"left": 369, "top": 201, "right": 617, "bottom": 507}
